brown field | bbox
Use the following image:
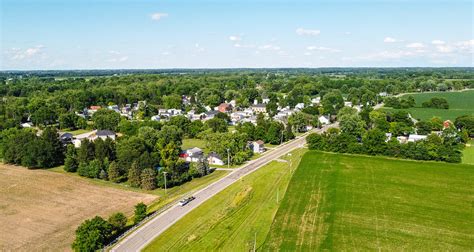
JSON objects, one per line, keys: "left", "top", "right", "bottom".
{"left": 0, "top": 164, "right": 157, "bottom": 251}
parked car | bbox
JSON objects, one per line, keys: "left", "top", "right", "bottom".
{"left": 178, "top": 196, "right": 196, "bottom": 206}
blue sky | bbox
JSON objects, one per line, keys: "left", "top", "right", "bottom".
{"left": 1, "top": 0, "right": 473, "bottom": 70}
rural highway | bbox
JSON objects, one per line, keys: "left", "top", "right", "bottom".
{"left": 111, "top": 123, "right": 337, "bottom": 252}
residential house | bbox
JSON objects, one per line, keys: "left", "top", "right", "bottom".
{"left": 151, "top": 115, "right": 161, "bottom": 121}
{"left": 311, "top": 97, "right": 321, "bottom": 105}
{"left": 251, "top": 104, "right": 267, "bottom": 114}
{"left": 408, "top": 134, "right": 427, "bottom": 142}
{"left": 217, "top": 103, "right": 233, "bottom": 113}
{"left": 295, "top": 103, "right": 305, "bottom": 110}
{"left": 89, "top": 130, "right": 116, "bottom": 141}
{"left": 20, "top": 122, "right": 33, "bottom": 128}
{"left": 59, "top": 132, "right": 73, "bottom": 145}
{"left": 183, "top": 147, "right": 204, "bottom": 162}
{"left": 318, "top": 116, "right": 330, "bottom": 125}
{"left": 207, "top": 152, "right": 225, "bottom": 166}
{"left": 249, "top": 140, "right": 265, "bottom": 153}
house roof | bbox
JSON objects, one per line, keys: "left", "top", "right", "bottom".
{"left": 255, "top": 140, "right": 264, "bottom": 145}
{"left": 252, "top": 104, "right": 266, "bottom": 108}
{"left": 97, "top": 130, "right": 116, "bottom": 136}
{"left": 208, "top": 152, "right": 222, "bottom": 159}
{"left": 186, "top": 147, "right": 203, "bottom": 154}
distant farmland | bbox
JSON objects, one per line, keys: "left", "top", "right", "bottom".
{"left": 263, "top": 152, "right": 474, "bottom": 251}
{"left": 0, "top": 164, "right": 156, "bottom": 251}
{"left": 383, "top": 90, "right": 474, "bottom": 121}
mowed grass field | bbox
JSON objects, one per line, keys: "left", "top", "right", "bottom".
{"left": 263, "top": 151, "right": 474, "bottom": 250}
{"left": 383, "top": 90, "right": 474, "bottom": 121}
{"left": 143, "top": 149, "right": 306, "bottom": 252}
{"left": 463, "top": 140, "right": 474, "bottom": 165}
{"left": 0, "top": 164, "right": 157, "bottom": 251}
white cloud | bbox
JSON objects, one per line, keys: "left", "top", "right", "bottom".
{"left": 259, "top": 44, "right": 281, "bottom": 51}
{"left": 431, "top": 40, "right": 445, "bottom": 45}
{"left": 151, "top": 13, "right": 168, "bottom": 21}
{"left": 306, "top": 46, "right": 341, "bottom": 53}
{"left": 296, "top": 28, "right": 320, "bottom": 36}
{"left": 107, "top": 56, "right": 128, "bottom": 63}
{"left": 455, "top": 39, "right": 474, "bottom": 52}
{"left": 406, "top": 42, "right": 425, "bottom": 49}
{"left": 435, "top": 45, "right": 454, "bottom": 53}
{"left": 229, "top": 35, "right": 241, "bottom": 41}
{"left": 344, "top": 31, "right": 352, "bottom": 35}
{"left": 234, "top": 43, "right": 255, "bottom": 48}
{"left": 383, "top": 37, "right": 398, "bottom": 43}
{"left": 11, "top": 45, "right": 44, "bottom": 60}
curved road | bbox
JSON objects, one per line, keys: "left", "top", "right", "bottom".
{"left": 111, "top": 124, "right": 336, "bottom": 252}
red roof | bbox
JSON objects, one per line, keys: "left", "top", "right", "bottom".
{"left": 90, "top": 106, "right": 102, "bottom": 110}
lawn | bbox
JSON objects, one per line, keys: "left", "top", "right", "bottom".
{"left": 263, "top": 151, "right": 474, "bottom": 251}
{"left": 0, "top": 164, "right": 156, "bottom": 251}
{"left": 462, "top": 140, "right": 474, "bottom": 165}
{"left": 143, "top": 149, "right": 307, "bottom": 252}
{"left": 182, "top": 138, "right": 208, "bottom": 153}
{"left": 382, "top": 90, "right": 474, "bottom": 121}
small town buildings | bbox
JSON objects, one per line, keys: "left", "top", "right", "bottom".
{"left": 251, "top": 104, "right": 267, "bottom": 114}
{"left": 408, "top": 134, "right": 427, "bottom": 142}
{"left": 183, "top": 147, "right": 204, "bottom": 162}
{"left": 385, "top": 133, "right": 392, "bottom": 142}
{"left": 295, "top": 103, "right": 305, "bottom": 110}
{"left": 207, "top": 152, "right": 225, "bottom": 166}
{"left": 443, "top": 120, "right": 453, "bottom": 129}
{"left": 151, "top": 115, "right": 161, "bottom": 121}
{"left": 249, "top": 140, "right": 265, "bottom": 153}
{"left": 20, "top": 122, "right": 33, "bottom": 128}
{"left": 92, "top": 130, "right": 116, "bottom": 141}
{"left": 344, "top": 101, "right": 353, "bottom": 107}
{"left": 318, "top": 116, "right": 330, "bottom": 125}
{"left": 59, "top": 132, "right": 73, "bottom": 145}
{"left": 397, "top": 136, "right": 408, "bottom": 144}
{"left": 311, "top": 97, "right": 321, "bottom": 105}
{"left": 217, "top": 103, "right": 233, "bottom": 113}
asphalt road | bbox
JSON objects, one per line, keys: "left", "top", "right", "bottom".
{"left": 111, "top": 124, "right": 336, "bottom": 252}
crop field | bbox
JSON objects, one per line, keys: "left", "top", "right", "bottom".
{"left": 383, "top": 90, "right": 474, "bottom": 121}
{"left": 0, "top": 164, "right": 157, "bottom": 251}
{"left": 263, "top": 151, "right": 474, "bottom": 250}
{"left": 463, "top": 140, "right": 474, "bottom": 165}
{"left": 143, "top": 149, "right": 306, "bottom": 252}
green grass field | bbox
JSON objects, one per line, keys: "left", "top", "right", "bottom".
{"left": 143, "top": 149, "right": 306, "bottom": 252}
{"left": 383, "top": 90, "right": 474, "bottom": 121}
{"left": 263, "top": 151, "right": 474, "bottom": 250}
{"left": 182, "top": 138, "right": 208, "bottom": 153}
{"left": 463, "top": 140, "right": 474, "bottom": 165}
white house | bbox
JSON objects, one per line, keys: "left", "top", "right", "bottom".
{"left": 207, "top": 152, "right": 225, "bottom": 166}
{"left": 250, "top": 140, "right": 265, "bottom": 153}
{"left": 20, "top": 122, "right": 33, "bottom": 128}
{"left": 408, "top": 134, "right": 427, "bottom": 142}
{"left": 92, "top": 130, "right": 116, "bottom": 141}
{"left": 318, "top": 116, "right": 330, "bottom": 125}
{"left": 311, "top": 97, "right": 321, "bottom": 105}
{"left": 295, "top": 103, "right": 305, "bottom": 110}
{"left": 151, "top": 115, "right": 161, "bottom": 121}
{"left": 251, "top": 104, "right": 267, "bottom": 114}
{"left": 184, "top": 147, "right": 204, "bottom": 162}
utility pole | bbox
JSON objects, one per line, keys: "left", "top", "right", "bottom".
{"left": 253, "top": 232, "right": 257, "bottom": 252}
{"left": 163, "top": 171, "right": 168, "bottom": 195}
{"left": 227, "top": 148, "right": 230, "bottom": 169}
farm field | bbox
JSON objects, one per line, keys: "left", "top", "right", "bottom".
{"left": 143, "top": 149, "right": 306, "bottom": 252}
{"left": 463, "top": 140, "right": 474, "bottom": 165}
{"left": 383, "top": 90, "right": 474, "bottom": 121}
{"left": 0, "top": 164, "right": 157, "bottom": 251}
{"left": 263, "top": 151, "right": 474, "bottom": 250}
